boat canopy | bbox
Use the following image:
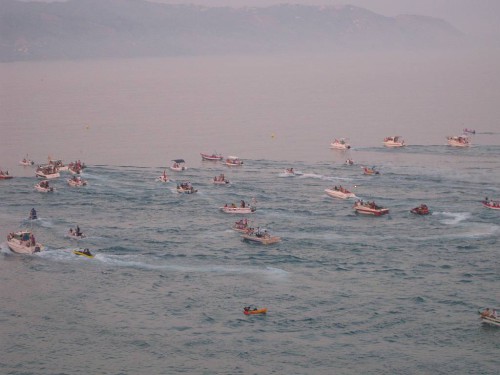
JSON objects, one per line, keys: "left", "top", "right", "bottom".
{"left": 172, "top": 159, "right": 185, "bottom": 163}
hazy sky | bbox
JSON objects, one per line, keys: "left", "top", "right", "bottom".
{"left": 24, "top": 0, "right": 500, "bottom": 38}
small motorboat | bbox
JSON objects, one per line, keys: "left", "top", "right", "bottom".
{"left": 176, "top": 181, "right": 197, "bottom": 194}
{"left": 36, "top": 165, "right": 60, "bottom": 179}
{"left": 363, "top": 166, "right": 380, "bottom": 175}
{"left": 35, "top": 180, "right": 55, "bottom": 193}
{"left": 156, "top": 170, "right": 170, "bottom": 182}
{"left": 220, "top": 201, "right": 256, "bottom": 214}
{"left": 353, "top": 200, "right": 389, "bottom": 216}
{"left": 7, "top": 230, "right": 42, "bottom": 254}
{"left": 48, "top": 159, "right": 68, "bottom": 171}
{"left": 479, "top": 309, "right": 500, "bottom": 327}
{"left": 282, "top": 168, "right": 302, "bottom": 176}
{"left": 19, "top": 157, "right": 35, "bottom": 166}
{"left": 447, "top": 135, "right": 470, "bottom": 147}
{"left": 0, "top": 170, "right": 13, "bottom": 179}
{"left": 242, "top": 230, "right": 281, "bottom": 245}
{"left": 73, "top": 248, "right": 94, "bottom": 258}
{"left": 29, "top": 208, "right": 38, "bottom": 220}
{"left": 212, "top": 174, "right": 230, "bottom": 184}
{"left": 411, "top": 204, "right": 430, "bottom": 215}
{"left": 68, "top": 227, "right": 85, "bottom": 239}
{"left": 67, "top": 176, "right": 87, "bottom": 187}
{"left": 201, "top": 152, "right": 223, "bottom": 161}
{"left": 330, "top": 138, "right": 351, "bottom": 150}
{"left": 325, "top": 186, "right": 356, "bottom": 199}
{"left": 383, "top": 136, "right": 405, "bottom": 147}
{"left": 232, "top": 219, "right": 252, "bottom": 233}
{"left": 225, "top": 156, "right": 243, "bottom": 166}
{"left": 170, "top": 159, "right": 187, "bottom": 171}
{"left": 243, "top": 306, "right": 268, "bottom": 315}
{"left": 463, "top": 128, "right": 476, "bottom": 135}
{"left": 345, "top": 159, "right": 354, "bottom": 165}
{"left": 68, "top": 165, "right": 82, "bottom": 175}
{"left": 482, "top": 198, "right": 500, "bottom": 210}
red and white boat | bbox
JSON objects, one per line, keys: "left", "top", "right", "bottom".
{"left": 353, "top": 200, "right": 389, "bottom": 216}
{"left": 447, "top": 136, "right": 470, "bottom": 147}
{"left": 232, "top": 219, "right": 251, "bottom": 233}
{"left": 482, "top": 199, "right": 500, "bottom": 210}
{"left": 225, "top": 156, "right": 243, "bottom": 166}
{"left": 201, "top": 152, "right": 223, "bottom": 161}
{"left": 0, "top": 170, "right": 13, "bottom": 179}
{"left": 383, "top": 136, "right": 405, "bottom": 147}
{"left": 411, "top": 204, "right": 430, "bottom": 215}
{"left": 325, "top": 186, "right": 356, "bottom": 199}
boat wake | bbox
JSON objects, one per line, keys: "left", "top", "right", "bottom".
{"left": 435, "top": 211, "right": 471, "bottom": 225}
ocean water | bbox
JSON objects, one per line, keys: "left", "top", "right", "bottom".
{"left": 1, "top": 51, "right": 500, "bottom": 374}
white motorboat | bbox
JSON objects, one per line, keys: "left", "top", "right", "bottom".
{"left": 463, "top": 128, "right": 476, "bottom": 135}
{"left": 212, "top": 174, "right": 230, "bottom": 184}
{"left": 36, "top": 165, "right": 60, "bottom": 179}
{"left": 7, "top": 230, "right": 43, "bottom": 254}
{"left": 330, "top": 138, "right": 351, "bottom": 150}
{"left": 383, "top": 136, "right": 405, "bottom": 147}
{"left": 345, "top": 159, "right": 354, "bottom": 165}
{"left": 225, "top": 156, "right": 243, "bottom": 166}
{"left": 482, "top": 199, "right": 500, "bottom": 210}
{"left": 49, "top": 159, "right": 69, "bottom": 171}
{"left": 481, "top": 315, "right": 500, "bottom": 327}
{"left": 220, "top": 202, "right": 256, "bottom": 214}
{"left": 156, "top": 170, "right": 170, "bottom": 182}
{"left": 19, "top": 157, "right": 35, "bottom": 166}
{"left": 170, "top": 159, "right": 187, "bottom": 171}
{"left": 201, "top": 152, "right": 223, "bottom": 161}
{"left": 67, "top": 176, "right": 87, "bottom": 187}
{"left": 242, "top": 229, "right": 281, "bottom": 245}
{"left": 68, "top": 165, "right": 82, "bottom": 175}
{"left": 447, "top": 136, "right": 470, "bottom": 147}
{"left": 353, "top": 200, "right": 389, "bottom": 216}
{"left": 35, "top": 180, "right": 55, "bottom": 192}
{"left": 176, "top": 182, "right": 197, "bottom": 194}
{"left": 325, "top": 186, "right": 356, "bottom": 199}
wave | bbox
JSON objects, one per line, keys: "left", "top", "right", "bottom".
{"left": 435, "top": 211, "right": 471, "bottom": 225}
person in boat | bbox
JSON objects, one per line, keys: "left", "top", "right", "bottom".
{"left": 83, "top": 248, "right": 92, "bottom": 256}
{"left": 30, "top": 208, "right": 37, "bottom": 220}
{"left": 231, "top": 203, "right": 237, "bottom": 208}
{"left": 30, "top": 233, "right": 36, "bottom": 246}
{"left": 241, "top": 200, "right": 246, "bottom": 208}
{"left": 69, "top": 228, "right": 74, "bottom": 236}
{"left": 76, "top": 226, "right": 82, "bottom": 237}
{"left": 480, "top": 308, "right": 491, "bottom": 318}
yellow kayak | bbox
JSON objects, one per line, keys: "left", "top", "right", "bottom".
{"left": 243, "top": 307, "right": 267, "bottom": 315}
{"left": 73, "top": 249, "right": 94, "bottom": 258}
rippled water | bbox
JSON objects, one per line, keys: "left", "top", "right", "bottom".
{"left": 1, "top": 53, "right": 500, "bottom": 374}
{"left": 1, "top": 145, "right": 499, "bottom": 374}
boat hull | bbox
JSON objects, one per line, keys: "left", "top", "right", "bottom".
{"left": 220, "top": 206, "right": 255, "bottom": 214}
{"left": 244, "top": 308, "right": 267, "bottom": 315}
{"left": 73, "top": 250, "right": 94, "bottom": 258}
{"left": 36, "top": 172, "right": 60, "bottom": 179}
{"left": 201, "top": 153, "right": 223, "bottom": 161}
{"left": 482, "top": 201, "right": 500, "bottom": 210}
{"left": 7, "top": 239, "right": 42, "bottom": 254}
{"left": 242, "top": 234, "right": 281, "bottom": 244}
{"left": 325, "top": 188, "right": 356, "bottom": 199}
{"left": 481, "top": 316, "right": 500, "bottom": 327}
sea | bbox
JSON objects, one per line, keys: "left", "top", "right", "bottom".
{"left": 1, "top": 50, "right": 499, "bottom": 374}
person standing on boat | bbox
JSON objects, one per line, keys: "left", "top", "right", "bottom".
{"left": 241, "top": 200, "right": 246, "bottom": 208}
{"left": 76, "top": 226, "right": 81, "bottom": 237}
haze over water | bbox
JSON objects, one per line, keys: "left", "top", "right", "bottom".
{"left": 1, "top": 49, "right": 500, "bottom": 374}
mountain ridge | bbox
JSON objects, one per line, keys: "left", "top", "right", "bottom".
{"left": 0, "top": 0, "right": 464, "bottom": 61}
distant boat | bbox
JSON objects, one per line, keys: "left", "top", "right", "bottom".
{"left": 330, "top": 138, "right": 351, "bottom": 150}
{"left": 201, "top": 152, "right": 223, "bottom": 161}
{"left": 463, "top": 128, "right": 476, "bottom": 134}
{"left": 447, "top": 136, "right": 470, "bottom": 147}
{"left": 225, "top": 156, "right": 243, "bottom": 166}
{"left": 170, "top": 159, "right": 187, "bottom": 171}
{"left": 383, "top": 136, "right": 405, "bottom": 147}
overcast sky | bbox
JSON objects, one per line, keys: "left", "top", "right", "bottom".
{"left": 25, "top": 0, "right": 500, "bottom": 38}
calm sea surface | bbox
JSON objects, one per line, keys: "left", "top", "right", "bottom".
{"left": 1, "top": 51, "right": 499, "bottom": 374}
